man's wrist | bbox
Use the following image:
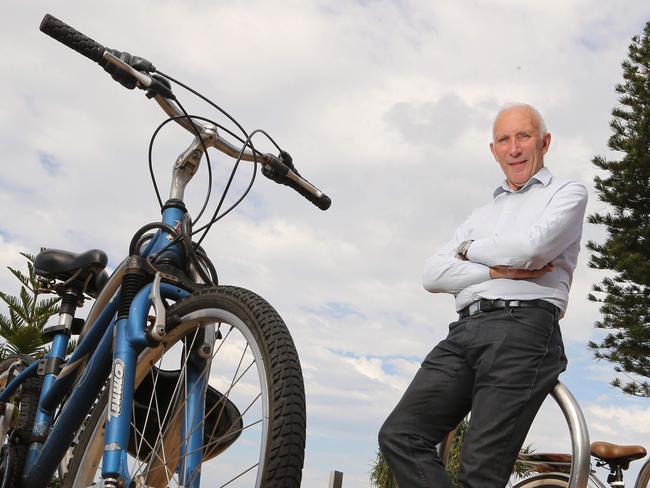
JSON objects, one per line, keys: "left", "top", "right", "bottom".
{"left": 455, "top": 240, "right": 474, "bottom": 261}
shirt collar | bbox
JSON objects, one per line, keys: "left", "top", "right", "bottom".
{"left": 493, "top": 166, "right": 552, "bottom": 199}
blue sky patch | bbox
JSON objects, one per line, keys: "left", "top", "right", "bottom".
{"left": 321, "top": 302, "right": 365, "bottom": 319}
{"left": 328, "top": 348, "right": 421, "bottom": 365}
{"left": 38, "top": 152, "right": 62, "bottom": 176}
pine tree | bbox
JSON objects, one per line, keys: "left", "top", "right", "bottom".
{"left": 587, "top": 21, "right": 650, "bottom": 397}
{"left": 0, "top": 253, "right": 60, "bottom": 358}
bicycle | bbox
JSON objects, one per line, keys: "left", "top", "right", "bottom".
{"left": 513, "top": 440, "right": 649, "bottom": 488}
{"left": 0, "top": 13, "right": 331, "bottom": 488}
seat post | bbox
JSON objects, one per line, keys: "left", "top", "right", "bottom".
{"left": 44, "top": 288, "right": 81, "bottom": 338}
{"left": 607, "top": 465, "right": 624, "bottom": 487}
{"left": 26, "top": 287, "right": 82, "bottom": 475}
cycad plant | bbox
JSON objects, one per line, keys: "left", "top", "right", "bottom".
{"left": 0, "top": 252, "right": 60, "bottom": 359}
{"left": 445, "top": 417, "right": 469, "bottom": 487}
{"left": 369, "top": 448, "right": 398, "bottom": 488}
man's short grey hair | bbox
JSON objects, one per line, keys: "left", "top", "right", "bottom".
{"left": 492, "top": 103, "right": 548, "bottom": 140}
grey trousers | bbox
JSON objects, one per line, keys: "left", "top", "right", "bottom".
{"left": 378, "top": 306, "right": 567, "bottom": 488}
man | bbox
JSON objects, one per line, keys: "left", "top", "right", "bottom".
{"left": 378, "top": 103, "right": 588, "bottom": 487}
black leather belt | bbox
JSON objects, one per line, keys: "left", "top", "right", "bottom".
{"left": 458, "top": 299, "right": 559, "bottom": 319}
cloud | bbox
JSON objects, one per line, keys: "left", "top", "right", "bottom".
{"left": 386, "top": 94, "right": 485, "bottom": 146}
{"left": 3, "top": 1, "right": 650, "bottom": 487}
{"left": 587, "top": 404, "right": 650, "bottom": 434}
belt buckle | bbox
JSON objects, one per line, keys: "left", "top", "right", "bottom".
{"left": 478, "top": 299, "right": 494, "bottom": 314}
{"left": 469, "top": 300, "right": 493, "bottom": 316}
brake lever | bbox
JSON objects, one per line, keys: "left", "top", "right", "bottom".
{"left": 102, "top": 52, "right": 174, "bottom": 99}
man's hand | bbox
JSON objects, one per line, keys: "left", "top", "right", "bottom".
{"left": 489, "top": 262, "right": 554, "bottom": 279}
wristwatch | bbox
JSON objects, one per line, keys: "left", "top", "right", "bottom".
{"left": 455, "top": 240, "right": 474, "bottom": 261}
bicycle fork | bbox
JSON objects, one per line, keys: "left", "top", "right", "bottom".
{"left": 102, "top": 266, "right": 213, "bottom": 487}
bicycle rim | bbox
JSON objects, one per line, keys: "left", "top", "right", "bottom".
{"left": 512, "top": 473, "right": 570, "bottom": 487}
{"left": 63, "top": 286, "right": 305, "bottom": 488}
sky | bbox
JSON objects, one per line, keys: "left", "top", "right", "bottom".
{"left": 1, "top": 1, "right": 650, "bottom": 487}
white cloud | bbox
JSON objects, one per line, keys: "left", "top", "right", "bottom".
{"left": 587, "top": 404, "right": 650, "bottom": 434}
{"left": 2, "top": 1, "right": 650, "bottom": 487}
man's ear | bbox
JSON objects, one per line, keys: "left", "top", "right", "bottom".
{"left": 542, "top": 132, "right": 551, "bottom": 155}
{"left": 489, "top": 142, "right": 497, "bottom": 160}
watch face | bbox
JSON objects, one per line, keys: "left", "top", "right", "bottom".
{"left": 456, "top": 240, "right": 471, "bottom": 259}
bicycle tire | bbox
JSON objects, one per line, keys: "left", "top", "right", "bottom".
{"left": 512, "top": 473, "right": 570, "bottom": 487}
{"left": 63, "top": 285, "right": 306, "bottom": 488}
{"left": 0, "top": 355, "right": 43, "bottom": 488}
{"left": 635, "top": 457, "right": 650, "bottom": 488}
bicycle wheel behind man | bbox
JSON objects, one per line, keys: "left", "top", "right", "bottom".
{"left": 378, "top": 103, "right": 588, "bottom": 488}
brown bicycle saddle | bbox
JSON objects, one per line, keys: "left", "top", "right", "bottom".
{"left": 591, "top": 441, "right": 647, "bottom": 468}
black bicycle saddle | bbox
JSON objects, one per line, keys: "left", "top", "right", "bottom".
{"left": 34, "top": 248, "right": 109, "bottom": 296}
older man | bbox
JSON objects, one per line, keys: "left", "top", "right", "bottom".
{"left": 378, "top": 104, "right": 588, "bottom": 487}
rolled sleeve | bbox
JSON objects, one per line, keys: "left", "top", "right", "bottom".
{"left": 423, "top": 213, "right": 492, "bottom": 294}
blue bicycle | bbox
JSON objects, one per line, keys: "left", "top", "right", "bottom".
{"left": 0, "top": 13, "right": 330, "bottom": 488}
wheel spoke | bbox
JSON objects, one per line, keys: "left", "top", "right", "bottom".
{"left": 63, "top": 288, "right": 305, "bottom": 488}
{"left": 219, "top": 463, "right": 260, "bottom": 487}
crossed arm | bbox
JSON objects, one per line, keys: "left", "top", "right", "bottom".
{"left": 423, "top": 181, "right": 587, "bottom": 294}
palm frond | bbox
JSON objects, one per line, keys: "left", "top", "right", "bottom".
{"left": 0, "top": 252, "right": 59, "bottom": 358}
{"left": 0, "top": 291, "right": 22, "bottom": 310}
{"left": 7, "top": 266, "right": 32, "bottom": 290}
{"left": 0, "top": 314, "right": 13, "bottom": 333}
{"left": 20, "top": 286, "right": 34, "bottom": 314}
{"left": 8, "top": 309, "right": 25, "bottom": 329}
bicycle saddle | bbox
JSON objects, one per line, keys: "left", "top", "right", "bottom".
{"left": 591, "top": 441, "right": 647, "bottom": 469}
{"left": 34, "top": 248, "right": 109, "bottom": 297}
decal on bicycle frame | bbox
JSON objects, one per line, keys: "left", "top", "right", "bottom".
{"left": 109, "top": 359, "right": 125, "bottom": 419}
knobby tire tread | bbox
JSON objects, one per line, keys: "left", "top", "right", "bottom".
{"left": 64, "top": 285, "right": 305, "bottom": 488}
{"left": 169, "top": 286, "right": 306, "bottom": 487}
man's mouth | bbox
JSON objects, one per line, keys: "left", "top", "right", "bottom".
{"left": 510, "top": 160, "right": 527, "bottom": 167}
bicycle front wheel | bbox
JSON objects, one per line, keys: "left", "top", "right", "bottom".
{"left": 512, "top": 473, "right": 570, "bottom": 487}
{"left": 63, "top": 286, "right": 306, "bottom": 488}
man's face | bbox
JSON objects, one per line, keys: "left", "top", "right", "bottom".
{"left": 489, "top": 107, "right": 551, "bottom": 190}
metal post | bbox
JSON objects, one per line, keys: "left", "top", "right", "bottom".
{"left": 551, "top": 382, "right": 590, "bottom": 488}
{"left": 329, "top": 470, "right": 343, "bottom": 488}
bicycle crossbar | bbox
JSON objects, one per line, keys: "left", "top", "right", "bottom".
{"left": 551, "top": 382, "right": 590, "bottom": 488}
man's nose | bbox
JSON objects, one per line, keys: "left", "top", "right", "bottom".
{"left": 508, "top": 139, "right": 522, "bottom": 156}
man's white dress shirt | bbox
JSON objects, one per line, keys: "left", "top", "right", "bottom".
{"left": 423, "top": 167, "right": 588, "bottom": 315}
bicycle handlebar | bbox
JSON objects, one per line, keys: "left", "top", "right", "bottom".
{"left": 40, "top": 14, "right": 106, "bottom": 63}
{"left": 152, "top": 94, "right": 331, "bottom": 210}
{"left": 39, "top": 13, "right": 331, "bottom": 211}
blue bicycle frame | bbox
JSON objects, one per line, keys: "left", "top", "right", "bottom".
{"left": 1, "top": 41, "right": 297, "bottom": 487}
{"left": 0, "top": 203, "right": 215, "bottom": 488}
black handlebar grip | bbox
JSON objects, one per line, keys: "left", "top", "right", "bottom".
{"left": 314, "top": 192, "right": 332, "bottom": 211}
{"left": 40, "top": 14, "right": 106, "bottom": 63}
{"left": 289, "top": 180, "right": 331, "bottom": 210}
{"left": 262, "top": 157, "right": 331, "bottom": 210}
